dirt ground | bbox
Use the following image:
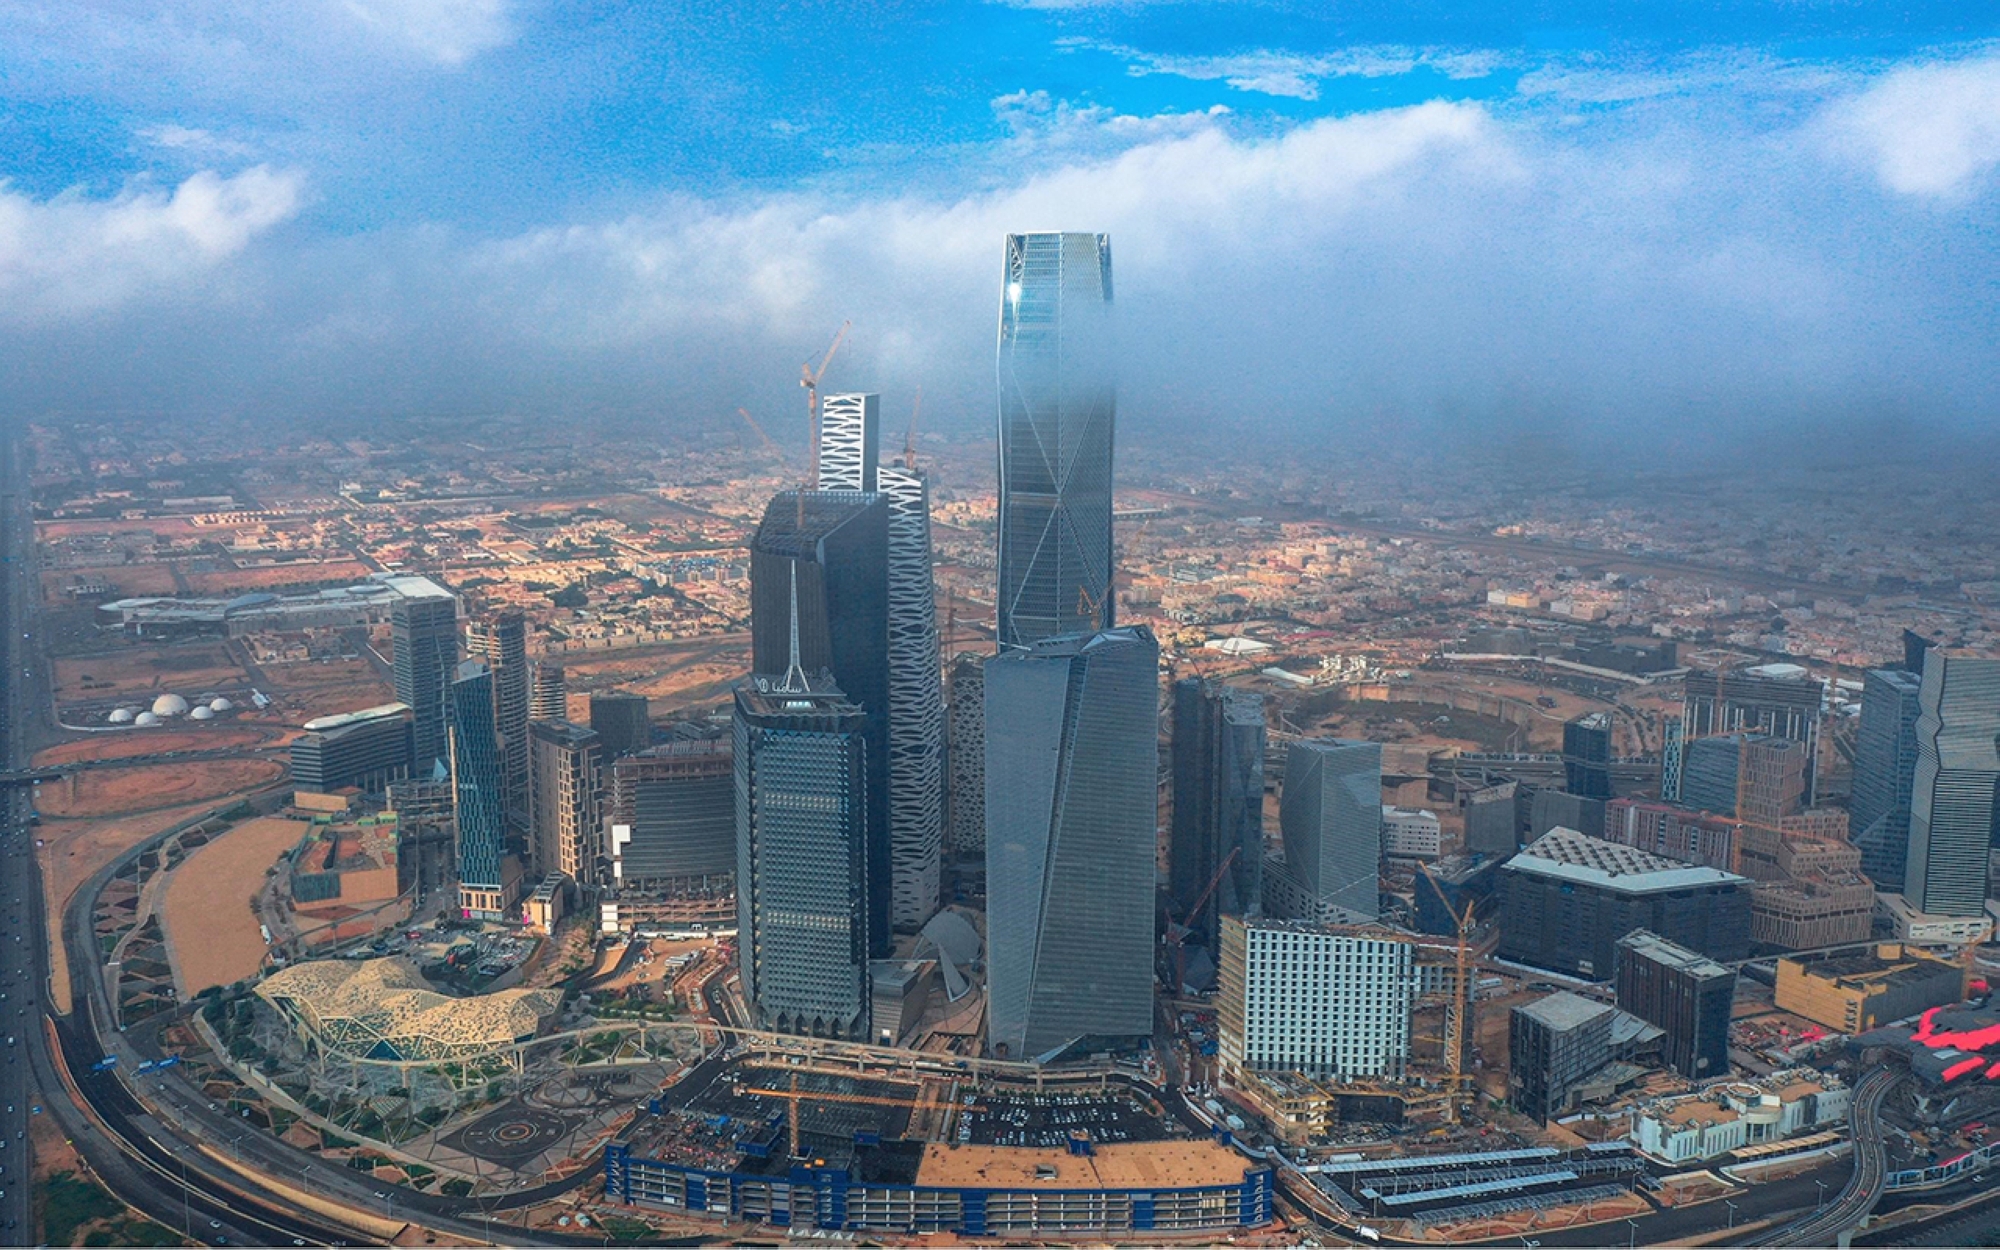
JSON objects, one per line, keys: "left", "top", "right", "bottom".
{"left": 555, "top": 634, "right": 750, "bottom": 716}
{"left": 162, "top": 815, "right": 311, "bottom": 995}
{"left": 36, "top": 759, "right": 285, "bottom": 820}
{"left": 53, "top": 644, "right": 249, "bottom": 702}
{"left": 183, "top": 562, "right": 376, "bottom": 594}
{"left": 37, "top": 517, "right": 200, "bottom": 542}
{"left": 39, "top": 564, "right": 181, "bottom": 600}
{"left": 32, "top": 726, "right": 273, "bottom": 767}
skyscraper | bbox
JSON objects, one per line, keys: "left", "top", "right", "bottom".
{"left": 389, "top": 576, "right": 458, "bottom": 774}
{"left": 945, "top": 653, "right": 987, "bottom": 859}
{"left": 1562, "top": 712, "right": 1613, "bottom": 800}
{"left": 1169, "top": 677, "right": 1266, "bottom": 953}
{"left": 1682, "top": 666, "right": 1823, "bottom": 802}
{"left": 589, "top": 692, "right": 653, "bottom": 761}
{"left": 449, "top": 659, "right": 509, "bottom": 919}
{"left": 1680, "top": 733, "right": 1807, "bottom": 826}
{"left": 996, "top": 232, "right": 1115, "bottom": 650}
{"left": 606, "top": 741, "right": 735, "bottom": 891}
{"left": 1903, "top": 650, "right": 2000, "bottom": 918}
{"left": 815, "top": 393, "right": 946, "bottom": 932}
{"left": 1275, "top": 740, "right": 1381, "bottom": 924}
{"left": 1852, "top": 667, "right": 1924, "bottom": 891}
{"left": 985, "top": 626, "right": 1157, "bottom": 1059}
{"left": 530, "top": 720, "right": 603, "bottom": 884}
{"left": 751, "top": 489, "right": 893, "bottom": 954}
{"left": 530, "top": 660, "right": 567, "bottom": 721}
{"left": 465, "top": 609, "right": 529, "bottom": 828}
{"left": 735, "top": 671, "right": 872, "bottom": 1040}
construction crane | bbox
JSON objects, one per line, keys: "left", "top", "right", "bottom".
{"left": 800, "top": 320, "right": 851, "bottom": 489}
{"left": 1164, "top": 847, "right": 1240, "bottom": 992}
{"left": 902, "top": 386, "right": 923, "bottom": 471}
{"left": 736, "top": 407, "right": 787, "bottom": 467}
{"left": 747, "top": 1072, "right": 983, "bottom": 1159}
{"left": 1416, "top": 862, "right": 1474, "bottom": 1125}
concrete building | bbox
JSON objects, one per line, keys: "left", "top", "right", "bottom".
{"left": 1272, "top": 740, "right": 1381, "bottom": 925}
{"left": 1680, "top": 733, "right": 1807, "bottom": 826}
{"left": 1497, "top": 828, "right": 1751, "bottom": 978}
{"left": 1775, "top": 944, "right": 1965, "bottom": 1033}
{"left": 985, "top": 627, "right": 1157, "bottom": 1060}
{"left": 465, "top": 609, "right": 529, "bottom": 829}
{"left": 1851, "top": 667, "right": 1924, "bottom": 892}
{"left": 605, "top": 740, "right": 735, "bottom": 892}
{"left": 1463, "top": 780, "right": 1518, "bottom": 856}
{"left": 1509, "top": 993, "right": 1614, "bottom": 1124}
{"left": 995, "top": 232, "right": 1116, "bottom": 650}
{"left": 588, "top": 692, "right": 652, "bottom": 761}
{"left": 1614, "top": 930, "right": 1735, "bottom": 1081}
{"left": 289, "top": 702, "right": 413, "bottom": 795}
{"left": 1631, "top": 1071, "right": 1850, "bottom": 1165}
{"left": 945, "top": 654, "right": 986, "bottom": 859}
{"left": 1904, "top": 650, "right": 2000, "bottom": 918}
{"left": 1169, "top": 678, "right": 1266, "bottom": 953}
{"left": 1563, "top": 712, "right": 1614, "bottom": 800}
{"left": 530, "top": 720, "right": 603, "bottom": 885}
{"left": 1602, "top": 799, "right": 1739, "bottom": 873}
{"left": 1681, "top": 666, "right": 1823, "bottom": 802}
{"left": 1217, "top": 918, "right": 1415, "bottom": 1083}
{"left": 1381, "top": 806, "right": 1442, "bottom": 861}
{"left": 530, "top": 660, "right": 567, "bottom": 721}
{"left": 390, "top": 574, "right": 458, "bottom": 774}
{"left": 449, "top": 659, "right": 512, "bottom": 919}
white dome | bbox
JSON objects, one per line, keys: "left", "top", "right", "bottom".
{"left": 108, "top": 707, "right": 136, "bottom": 724}
{"left": 134, "top": 711, "right": 162, "bottom": 727}
{"left": 151, "top": 694, "right": 190, "bottom": 717}
{"left": 208, "top": 697, "right": 233, "bottom": 712}
{"left": 188, "top": 706, "right": 215, "bottom": 721}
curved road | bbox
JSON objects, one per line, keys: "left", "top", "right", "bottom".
{"left": 1768, "top": 1067, "right": 1900, "bottom": 1247}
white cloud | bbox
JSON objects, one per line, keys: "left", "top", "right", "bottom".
{"left": 1823, "top": 53, "right": 2000, "bottom": 197}
{"left": 0, "top": 166, "right": 303, "bottom": 320}
{"left": 1104, "top": 44, "right": 1508, "bottom": 100}
{"left": 339, "top": 0, "right": 515, "bottom": 66}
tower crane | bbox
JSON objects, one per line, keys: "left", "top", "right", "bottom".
{"left": 800, "top": 320, "right": 851, "bottom": 489}
{"left": 1164, "top": 847, "right": 1240, "bottom": 992}
{"left": 902, "top": 387, "right": 923, "bottom": 471}
{"left": 747, "top": 1072, "right": 984, "bottom": 1159}
{"left": 1417, "top": 861, "right": 1475, "bottom": 1125}
{"left": 736, "top": 407, "right": 787, "bottom": 467}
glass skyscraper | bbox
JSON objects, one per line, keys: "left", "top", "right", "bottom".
{"left": 1852, "top": 667, "right": 1924, "bottom": 891}
{"left": 389, "top": 575, "right": 458, "bottom": 775}
{"left": 1278, "top": 740, "right": 1381, "bottom": 924}
{"left": 996, "top": 232, "right": 1116, "bottom": 650}
{"left": 985, "top": 626, "right": 1158, "bottom": 1059}
{"left": 1169, "top": 677, "right": 1267, "bottom": 956}
{"left": 449, "top": 659, "right": 509, "bottom": 919}
{"left": 1904, "top": 651, "right": 2000, "bottom": 917}
{"left": 465, "top": 608, "right": 529, "bottom": 829}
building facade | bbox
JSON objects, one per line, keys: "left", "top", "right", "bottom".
{"left": 530, "top": 660, "right": 567, "bottom": 721}
{"left": 1169, "top": 678, "right": 1267, "bottom": 952}
{"left": 1509, "top": 992, "right": 1614, "bottom": 1124}
{"left": 606, "top": 740, "right": 735, "bottom": 892}
{"left": 290, "top": 702, "right": 414, "bottom": 794}
{"left": 1563, "top": 713, "right": 1614, "bottom": 800}
{"left": 1614, "top": 930, "right": 1734, "bottom": 1081}
{"left": 985, "top": 627, "right": 1158, "bottom": 1059}
{"left": 1681, "top": 666, "right": 1823, "bottom": 802}
{"left": 1680, "top": 733, "right": 1807, "bottom": 826}
{"left": 1632, "top": 1072, "right": 1850, "bottom": 1164}
{"left": 1904, "top": 651, "right": 2000, "bottom": 918}
{"left": 530, "top": 719, "right": 604, "bottom": 885}
{"left": 1276, "top": 740, "right": 1382, "bottom": 924}
{"left": 449, "top": 660, "right": 510, "bottom": 919}
{"left": 995, "top": 232, "right": 1116, "bottom": 650}
{"left": 1851, "top": 668, "right": 1924, "bottom": 891}
{"left": 390, "top": 575, "right": 458, "bottom": 774}
{"left": 1217, "top": 918, "right": 1414, "bottom": 1082}
{"left": 1775, "top": 943, "right": 1965, "bottom": 1033}
{"left": 589, "top": 692, "right": 653, "bottom": 761}
{"left": 465, "top": 609, "right": 530, "bottom": 829}
{"left": 945, "top": 654, "right": 987, "bottom": 859}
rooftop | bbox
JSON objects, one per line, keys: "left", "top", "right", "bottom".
{"left": 1518, "top": 990, "right": 1613, "bottom": 1032}
{"left": 1508, "top": 827, "right": 1747, "bottom": 895}
{"left": 914, "top": 1139, "right": 1250, "bottom": 1190}
{"left": 300, "top": 702, "right": 411, "bottom": 734}
{"left": 1617, "top": 929, "right": 1733, "bottom": 981}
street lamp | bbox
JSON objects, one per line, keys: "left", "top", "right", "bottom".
{"left": 1725, "top": 1198, "right": 1739, "bottom": 1229}
{"left": 375, "top": 1189, "right": 394, "bottom": 1222}
{"left": 1815, "top": 1179, "right": 1828, "bottom": 1208}
{"left": 1626, "top": 1217, "right": 1639, "bottom": 1249}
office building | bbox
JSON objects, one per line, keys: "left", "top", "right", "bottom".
{"left": 945, "top": 654, "right": 987, "bottom": 859}
{"left": 1681, "top": 665, "right": 1823, "bottom": 802}
{"left": 752, "top": 488, "right": 893, "bottom": 954}
{"left": 985, "top": 627, "right": 1157, "bottom": 1059}
{"left": 290, "top": 703, "right": 413, "bottom": 794}
{"left": 1680, "top": 733, "right": 1807, "bottom": 826}
{"left": 1169, "top": 678, "right": 1266, "bottom": 952}
{"left": 1463, "top": 780, "right": 1518, "bottom": 856}
{"left": 817, "top": 392, "right": 881, "bottom": 493}
{"left": 389, "top": 575, "right": 458, "bottom": 773}
{"left": 1775, "top": 943, "right": 1965, "bottom": 1033}
{"left": 1497, "top": 828, "right": 1750, "bottom": 978}
{"left": 1529, "top": 787, "right": 1606, "bottom": 841}
{"left": 1563, "top": 712, "right": 1614, "bottom": 800}
{"left": 1216, "top": 918, "right": 1414, "bottom": 1082}
{"left": 465, "top": 610, "right": 530, "bottom": 830}
{"left": 1509, "top": 993, "right": 1614, "bottom": 1124}
{"left": 1602, "top": 799, "right": 1739, "bottom": 872}
{"left": 1904, "top": 651, "right": 2000, "bottom": 918}
{"left": 1273, "top": 740, "right": 1381, "bottom": 925}
{"left": 530, "top": 660, "right": 567, "bottom": 721}
{"left": 735, "top": 671, "right": 872, "bottom": 1040}
{"left": 1851, "top": 668, "right": 1924, "bottom": 891}
{"left": 589, "top": 692, "right": 652, "bottom": 761}
{"left": 530, "top": 720, "right": 603, "bottom": 885}
{"left": 995, "top": 232, "right": 1116, "bottom": 650}
{"left": 449, "top": 660, "right": 511, "bottom": 919}
{"left": 1614, "top": 930, "right": 1735, "bottom": 1081}
{"left": 1380, "top": 806, "right": 1442, "bottom": 861}
{"left": 605, "top": 741, "right": 735, "bottom": 891}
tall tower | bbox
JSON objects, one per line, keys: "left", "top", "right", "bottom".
{"left": 449, "top": 660, "right": 509, "bottom": 919}
{"left": 1903, "top": 650, "right": 2000, "bottom": 918}
{"left": 996, "top": 232, "right": 1115, "bottom": 650}
{"left": 465, "top": 609, "right": 529, "bottom": 830}
{"left": 817, "top": 395, "right": 945, "bottom": 932}
{"left": 1169, "top": 677, "right": 1267, "bottom": 956}
{"left": 530, "top": 660, "right": 567, "bottom": 721}
{"left": 751, "top": 489, "right": 894, "bottom": 955}
{"left": 589, "top": 692, "right": 653, "bottom": 761}
{"left": 945, "top": 654, "right": 988, "bottom": 860}
{"left": 985, "top": 626, "right": 1158, "bottom": 1059}
{"left": 1278, "top": 740, "right": 1382, "bottom": 924}
{"left": 530, "top": 720, "right": 604, "bottom": 885}
{"left": 1562, "top": 712, "right": 1614, "bottom": 800}
{"left": 1851, "top": 667, "right": 1924, "bottom": 890}
{"left": 389, "top": 577, "right": 458, "bottom": 775}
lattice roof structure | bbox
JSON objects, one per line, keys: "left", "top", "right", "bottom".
{"left": 255, "top": 957, "right": 561, "bottom": 1062}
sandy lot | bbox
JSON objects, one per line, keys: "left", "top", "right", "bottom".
{"left": 54, "top": 643, "right": 249, "bottom": 702}
{"left": 163, "top": 816, "right": 311, "bottom": 995}
{"left": 33, "top": 726, "right": 273, "bottom": 767}
{"left": 40, "top": 564, "right": 181, "bottom": 601}
{"left": 38, "top": 517, "right": 200, "bottom": 542}
{"left": 183, "top": 562, "right": 375, "bottom": 594}
{"left": 37, "top": 759, "right": 286, "bottom": 820}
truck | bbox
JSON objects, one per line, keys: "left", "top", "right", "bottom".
{"left": 90, "top": 1055, "right": 118, "bottom": 1072}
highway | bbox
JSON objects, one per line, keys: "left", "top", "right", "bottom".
{"left": 1766, "top": 1066, "right": 1901, "bottom": 1247}
{"left": 2, "top": 433, "right": 32, "bottom": 1249}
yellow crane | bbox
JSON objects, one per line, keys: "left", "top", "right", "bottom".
{"left": 746, "top": 1072, "right": 984, "bottom": 1159}
{"left": 800, "top": 320, "right": 851, "bottom": 489}
{"left": 1416, "top": 862, "right": 1474, "bottom": 1124}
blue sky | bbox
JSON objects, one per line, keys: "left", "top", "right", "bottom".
{"left": 3, "top": 1, "right": 2000, "bottom": 445}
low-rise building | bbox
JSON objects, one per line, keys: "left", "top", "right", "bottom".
{"left": 1631, "top": 1070, "right": 1850, "bottom": 1164}
{"left": 1381, "top": 806, "right": 1442, "bottom": 860}
{"left": 1775, "top": 943, "right": 1965, "bottom": 1033}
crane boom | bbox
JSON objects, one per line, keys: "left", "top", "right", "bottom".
{"left": 750, "top": 1072, "right": 982, "bottom": 1158}
{"left": 800, "top": 320, "right": 852, "bottom": 489}
{"left": 1417, "top": 862, "right": 1474, "bottom": 1124}
{"left": 903, "top": 386, "right": 923, "bottom": 470}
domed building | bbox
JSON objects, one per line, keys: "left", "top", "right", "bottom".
{"left": 108, "top": 707, "right": 137, "bottom": 724}
{"left": 134, "top": 711, "right": 162, "bottom": 727}
{"left": 208, "top": 697, "right": 233, "bottom": 712}
{"left": 150, "top": 693, "right": 190, "bottom": 717}
{"left": 189, "top": 706, "right": 215, "bottom": 721}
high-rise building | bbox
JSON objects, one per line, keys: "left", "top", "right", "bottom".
{"left": 1272, "top": 740, "right": 1381, "bottom": 925}
{"left": 1602, "top": 799, "right": 1740, "bottom": 872}
{"left": 606, "top": 741, "right": 735, "bottom": 891}
{"left": 389, "top": 575, "right": 458, "bottom": 774}
{"left": 1216, "top": 918, "right": 1414, "bottom": 1082}
{"left": 1614, "top": 930, "right": 1735, "bottom": 1082}
{"left": 530, "top": 720, "right": 603, "bottom": 885}
{"left": 995, "top": 232, "right": 1115, "bottom": 650}
{"left": 1563, "top": 712, "right": 1614, "bottom": 800}
{"left": 449, "top": 660, "right": 510, "bottom": 919}
{"left": 1463, "top": 780, "right": 1518, "bottom": 857}
{"left": 945, "top": 653, "right": 987, "bottom": 860}
{"left": 985, "top": 627, "right": 1157, "bottom": 1059}
{"left": 735, "top": 671, "right": 872, "bottom": 1040}
{"left": 1169, "top": 678, "right": 1267, "bottom": 953}
{"left": 1852, "top": 668, "right": 1925, "bottom": 891}
{"left": 817, "top": 392, "right": 880, "bottom": 493}
{"left": 530, "top": 660, "right": 567, "bottom": 721}
{"left": 1509, "top": 993, "right": 1614, "bottom": 1124}
{"left": 1681, "top": 666, "right": 1823, "bottom": 802}
{"left": 289, "top": 703, "right": 413, "bottom": 794}
{"left": 589, "top": 692, "right": 652, "bottom": 761}
{"left": 1904, "top": 650, "right": 2000, "bottom": 918}
{"left": 751, "top": 489, "right": 893, "bottom": 955}
{"left": 465, "top": 610, "right": 530, "bottom": 829}
{"left": 1680, "top": 733, "right": 1807, "bottom": 826}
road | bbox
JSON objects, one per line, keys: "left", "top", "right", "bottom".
{"left": 1766, "top": 1066, "right": 1900, "bottom": 1247}
{"left": 1, "top": 430, "right": 33, "bottom": 1247}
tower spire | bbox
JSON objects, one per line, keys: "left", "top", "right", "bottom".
{"left": 780, "top": 561, "right": 810, "bottom": 693}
